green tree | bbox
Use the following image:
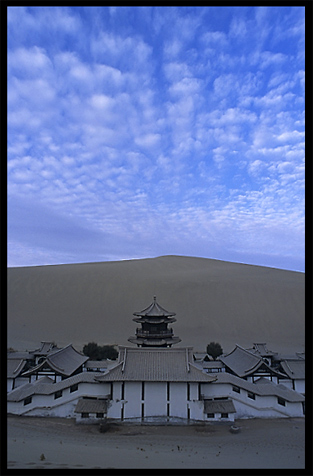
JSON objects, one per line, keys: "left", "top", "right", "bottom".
{"left": 100, "top": 345, "right": 118, "bottom": 360}
{"left": 83, "top": 342, "right": 118, "bottom": 360}
{"left": 206, "top": 342, "right": 223, "bottom": 360}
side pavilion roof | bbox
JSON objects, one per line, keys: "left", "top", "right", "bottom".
{"left": 219, "top": 345, "right": 285, "bottom": 378}
{"left": 214, "top": 373, "right": 305, "bottom": 402}
{"left": 7, "top": 359, "right": 28, "bottom": 378}
{"left": 21, "top": 344, "right": 89, "bottom": 377}
{"left": 96, "top": 347, "right": 217, "bottom": 383}
{"left": 280, "top": 359, "right": 305, "bottom": 380}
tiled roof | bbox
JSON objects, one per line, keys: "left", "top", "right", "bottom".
{"left": 280, "top": 360, "right": 305, "bottom": 380}
{"left": 214, "top": 373, "right": 304, "bottom": 402}
{"left": 254, "top": 377, "right": 305, "bottom": 402}
{"left": 32, "top": 341, "right": 60, "bottom": 355}
{"left": 7, "top": 359, "right": 28, "bottom": 378}
{"left": 96, "top": 347, "right": 217, "bottom": 383}
{"left": 7, "top": 372, "right": 102, "bottom": 402}
{"left": 219, "top": 345, "right": 284, "bottom": 378}
{"left": 22, "top": 344, "right": 89, "bottom": 377}
{"left": 202, "top": 361, "right": 224, "bottom": 369}
{"left": 247, "top": 343, "right": 277, "bottom": 357}
{"left": 133, "top": 296, "right": 176, "bottom": 317}
{"left": 84, "top": 360, "right": 115, "bottom": 369}
{"left": 74, "top": 398, "right": 109, "bottom": 413}
{"left": 7, "top": 351, "right": 33, "bottom": 360}
{"left": 203, "top": 399, "right": 236, "bottom": 413}
{"left": 219, "top": 345, "right": 262, "bottom": 376}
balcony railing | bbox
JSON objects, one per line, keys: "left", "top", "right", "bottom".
{"left": 136, "top": 328, "right": 173, "bottom": 338}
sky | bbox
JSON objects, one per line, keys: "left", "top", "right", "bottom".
{"left": 7, "top": 6, "right": 305, "bottom": 271}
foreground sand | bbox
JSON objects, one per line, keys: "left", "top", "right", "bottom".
{"left": 7, "top": 415, "right": 304, "bottom": 470}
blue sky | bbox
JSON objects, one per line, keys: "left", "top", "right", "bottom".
{"left": 7, "top": 6, "right": 305, "bottom": 271}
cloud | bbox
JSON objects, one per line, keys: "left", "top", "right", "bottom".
{"left": 7, "top": 6, "right": 305, "bottom": 271}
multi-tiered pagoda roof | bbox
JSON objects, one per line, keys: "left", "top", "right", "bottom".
{"left": 128, "top": 296, "right": 181, "bottom": 347}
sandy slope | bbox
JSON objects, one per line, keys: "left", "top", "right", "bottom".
{"left": 7, "top": 415, "right": 305, "bottom": 469}
{"left": 7, "top": 255, "right": 304, "bottom": 354}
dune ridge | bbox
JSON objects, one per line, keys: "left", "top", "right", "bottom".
{"left": 7, "top": 255, "right": 305, "bottom": 354}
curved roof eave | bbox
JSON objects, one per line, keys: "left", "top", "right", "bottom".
{"left": 133, "top": 296, "right": 176, "bottom": 318}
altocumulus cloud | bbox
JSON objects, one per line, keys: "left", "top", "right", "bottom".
{"left": 7, "top": 6, "right": 305, "bottom": 271}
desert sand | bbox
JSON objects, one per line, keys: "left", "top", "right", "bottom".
{"left": 7, "top": 415, "right": 305, "bottom": 470}
{"left": 7, "top": 255, "right": 305, "bottom": 354}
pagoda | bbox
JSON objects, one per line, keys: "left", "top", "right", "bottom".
{"left": 128, "top": 296, "right": 181, "bottom": 347}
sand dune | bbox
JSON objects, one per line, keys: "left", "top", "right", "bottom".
{"left": 7, "top": 255, "right": 305, "bottom": 354}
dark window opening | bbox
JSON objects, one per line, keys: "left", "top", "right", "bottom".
{"left": 207, "top": 413, "right": 214, "bottom": 418}
{"left": 278, "top": 397, "right": 286, "bottom": 406}
{"left": 24, "top": 396, "right": 32, "bottom": 406}
{"left": 247, "top": 392, "right": 255, "bottom": 400}
{"left": 221, "top": 413, "right": 228, "bottom": 418}
{"left": 81, "top": 413, "right": 89, "bottom": 418}
{"left": 54, "top": 390, "right": 62, "bottom": 399}
{"left": 96, "top": 413, "right": 104, "bottom": 418}
{"left": 232, "top": 385, "right": 240, "bottom": 393}
{"left": 70, "top": 384, "right": 78, "bottom": 393}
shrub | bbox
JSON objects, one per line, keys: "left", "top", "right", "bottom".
{"left": 206, "top": 342, "right": 223, "bottom": 360}
{"left": 83, "top": 342, "right": 118, "bottom": 360}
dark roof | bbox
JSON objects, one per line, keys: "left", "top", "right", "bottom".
{"left": 84, "top": 360, "right": 113, "bottom": 369}
{"left": 201, "top": 361, "right": 224, "bottom": 370}
{"left": 219, "top": 345, "right": 285, "bottom": 378}
{"left": 247, "top": 343, "right": 277, "bottom": 357}
{"left": 7, "top": 372, "right": 102, "bottom": 402}
{"left": 7, "top": 359, "right": 28, "bottom": 378}
{"left": 74, "top": 398, "right": 109, "bottom": 413}
{"left": 96, "top": 347, "right": 217, "bottom": 383}
{"left": 31, "top": 341, "right": 60, "bottom": 356}
{"left": 214, "top": 373, "right": 304, "bottom": 402}
{"left": 280, "top": 360, "right": 305, "bottom": 380}
{"left": 133, "top": 296, "right": 176, "bottom": 318}
{"left": 22, "top": 344, "right": 89, "bottom": 377}
{"left": 7, "top": 351, "right": 33, "bottom": 360}
{"left": 203, "top": 399, "right": 236, "bottom": 413}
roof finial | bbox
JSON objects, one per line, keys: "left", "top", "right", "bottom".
{"left": 153, "top": 295, "right": 156, "bottom": 302}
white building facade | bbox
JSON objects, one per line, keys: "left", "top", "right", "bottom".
{"left": 8, "top": 346, "right": 305, "bottom": 423}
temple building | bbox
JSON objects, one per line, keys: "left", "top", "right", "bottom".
{"left": 128, "top": 296, "right": 181, "bottom": 347}
{"left": 7, "top": 299, "right": 305, "bottom": 423}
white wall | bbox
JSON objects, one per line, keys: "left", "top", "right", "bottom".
{"left": 279, "top": 379, "right": 305, "bottom": 395}
{"left": 7, "top": 381, "right": 111, "bottom": 417}
{"left": 144, "top": 382, "right": 166, "bottom": 418}
{"left": 169, "top": 382, "right": 187, "bottom": 419}
{"left": 7, "top": 378, "right": 304, "bottom": 421}
{"left": 295, "top": 380, "right": 305, "bottom": 394}
{"left": 124, "top": 382, "right": 141, "bottom": 419}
